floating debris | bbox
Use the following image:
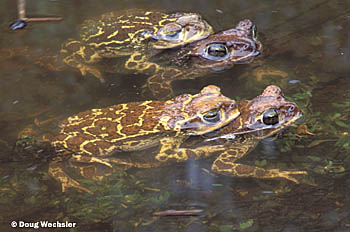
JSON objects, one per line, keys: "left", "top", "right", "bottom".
{"left": 261, "top": 190, "right": 274, "bottom": 194}
{"left": 10, "top": 20, "right": 27, "bottom": 30}
{"left": 26, "top": 17, "right": 63, "bottom": 22}
{"left": 297, "top": 124, "right": 316, "bottom": 136}
{"left": 10, "top": 0, "right": 62, "bottom": 30}
{"left": 18, "top": 0, "right": 25, "bottom": 19}
{"left": 288, "top": 79, "right": 301, "bottom": 84}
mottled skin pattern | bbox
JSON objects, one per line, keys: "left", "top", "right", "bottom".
{"left": 209, "top": 85, "right": 306, "bottom": 182}
{"left": 0, "top": 16, "right": 261, "bottom": 99}
{"left": 61, "top": 18, "right": 262, "bottom": 99}
{"left": 49, "top": 85, "right": 239, "bottom": 193}
{"left": 124, "top": 19, "right": 262, "bottom": 98}
{"left": 61, "top": 9, "right": 214, "bottom": 83}
{"left": 47, "top": 85, "right": 306, "bottom": 193}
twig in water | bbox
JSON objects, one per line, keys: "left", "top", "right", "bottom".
{"left": 18, "top": 0, "right": 26, "bottom": 19}
{"left": 10, "top": 0, "right": 63, "bottom": 30}
{"left": 153, "top": 209, "right": 203, "bottom": 217}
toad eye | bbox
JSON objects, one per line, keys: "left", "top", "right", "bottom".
{"left": 164, "top": 31, "right": 180, "bottom": 40}
{"left": 203, "top": 109, "right": 221, "bottom": 123}
{"left": 263, "top": 109, "right": 279, "bottom": 125}
{"left": 205, "top": 44, "right": 228, "bottom": 58}
{"left": 160, "top": 23, "right": 182, "bottom": 40}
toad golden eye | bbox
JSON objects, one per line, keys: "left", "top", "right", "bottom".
{"left": 159, "top": 23, "right": 182, "bottom": 40}
{"left": 263, "top": 109, "right": 279, "bottom": 125}
{"left": 165, "top": 32, "right": 180, "bottom": 39}
{"left": 203, "top": 109, "right": 221, "bottom": 123}
{"left": 206, "top": 44, "right": 228, "bottom": 57}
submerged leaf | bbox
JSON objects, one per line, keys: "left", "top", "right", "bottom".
{"left": 219, "top": 225, "right": 234, "bottom": 232}
{"left": 307, "top": 139, "right": 333, "bottom": 148}
{"left": 335, "top": 120, "right": 350, "bottom": 128}
{"left": 307, "top": 156, "right": 322, "bottom": 162}
{"left": 240, "top": 219, "right": 254, "bottom": 230}
{"left": 212, "top": 183, "right": 223, "bottom": 187}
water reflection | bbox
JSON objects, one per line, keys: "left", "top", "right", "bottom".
{"left": 1, "top": 0, "right": 350, "bottom": 231}
{"left": 186, "top": 159, "right": 215, "bottom": 192}
{"left": 260, "top": 137, "right": 278, "bottom": 159}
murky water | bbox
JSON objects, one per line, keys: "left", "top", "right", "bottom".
{"left": 0, "top": 0, "right": 350, "bottom": 231}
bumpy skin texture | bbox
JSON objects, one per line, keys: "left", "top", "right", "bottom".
{"left": 60, "top": 15, "right": 261, "bottom": 98}
{"left": 125, "top": 19, "right": 262, "bottom": 98}
{"left": 209, "top": 85, "right": 305, "bottom": 182}
{"left": 52, "top": 85, "right": 238, "bottom": 156}
{"left": 46, "top": 85, "right": 306, "bottom": 193}
{"left": 60, "top": 9, "right": 214, "bottom": 83}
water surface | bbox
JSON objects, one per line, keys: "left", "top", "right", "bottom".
{"left": 0, "top": 0, "right": 350, "bottom": 231}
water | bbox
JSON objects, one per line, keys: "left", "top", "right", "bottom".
{"left": 1, "top": 0, "right": 350, "bottom": 231}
